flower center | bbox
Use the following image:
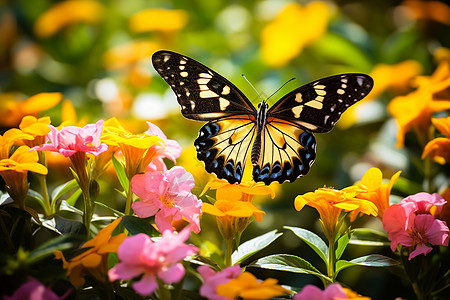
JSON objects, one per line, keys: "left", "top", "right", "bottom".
{"left": 160, "top": 195, "right": 175, "bottom": 207}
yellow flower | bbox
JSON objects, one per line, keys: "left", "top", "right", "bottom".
{"left": 388, "top": 61, "right": 450, "bottom": 148}
{"left": 0, "top": 128, "right": 33, "bottom": 160}
{"left": 295, "top": 187, "right": 377, "bottom": 239}
{"left": 261, "top": 1, "right": 331, "bottom": 67}
{"left": 54, "top": 217, "right": 126, "bottom": 286}
{"left": 101, "top": 118, "right": 163, "bottom": 180}
{"left": 0, "top": 146, "right": 48, "bottom": 208}
{"left": 348, "top": 167, "right": 401, "bottom": 220}
{"left": 202, "top": 199, "right": 265, "bottom": 240}
{"left": 422, "top": 117, "right": 450, "bottom": 164}
{"left": 34, "top": 0, "right": 104, "bottom": 38}
{"left": 19, "top": 116, "right": 51, "bottom": 148}
{"left": 129, "top": 8, "right": 189, "bottom": 33}
{"left": 216, "top": 271, "right": 291, "bottom": 300}
{"left": 0, "top": 92, "right": 62, "bottom": 128}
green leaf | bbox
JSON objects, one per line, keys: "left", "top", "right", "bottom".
{"left": 120, "top": 215, "right": 157, "bottom": 236}
{"left": 336, "top": 254, "right": 400, "bottom": 274}
{"left": 249, "top": 254, "right": 331, "bottom": 283}
{"left": 349, "top": 228, "right": 390, "bottom": 247}
{"left": 65, "top": 188, "right": 82, "bottom": 206}
{"left": 284, "top": 226, "right": 328, "bottom": 266}
{"left": 335, "top": 232, "right": 350, "bottom": 260}
{"left": 112, "top": 155, "right": 129, "bottom": 193}
{"left": 232, "top": 230, "right": 282, "bottom": 265}
{"left": 59, "top": 200, "right": 83, "bottom": 216}
{"left": 94, "top": 201, "right": 124, "bottom": 216}
{"left": 26, "top": 189, "right": 46, "bottom": 211}
{"left": 27, "top": 234, "right": 82, "bottom": 264}
{"left": 41, "top": 215, "right": 85, "bottom": 236}
{"left": 51, "top": 179, "right": 79, "bottom": 202}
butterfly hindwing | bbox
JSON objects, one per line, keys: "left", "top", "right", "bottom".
{"left": 268, "top": 74, "right": 374, "bottom": 133}
{"left": 152, "top": 50, "right": 256, "bottom": 121}
{"left": 194, "top": 115, "right": 256, "bottom": 184}
{"left": 253, "top": 118, "right": 316, "bottom": 184}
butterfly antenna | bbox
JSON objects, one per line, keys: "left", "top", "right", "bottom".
{"left": 266, "top": 77, "right": 296, "bottom": 103}
{"left": 242, "top": 74, "right": 265, "bottom": 103}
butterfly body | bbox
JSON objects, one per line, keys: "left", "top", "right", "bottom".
{"left": 152, "top": 50, "right": 373, "bottom": 185}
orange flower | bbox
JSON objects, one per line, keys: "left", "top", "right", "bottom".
{"left": 34, "top": 0, "right": 104, "bottom": 38}
{"left": 422, "top": 117, "right": 450, "bottom": 164}
{"left": 54, "top": 217, "right": 126, "bottom": 286}
{"left": 216, "top": 271, "right": 291, "bottom": 300}
{"left": 0, "top": 128, "right": 33, "bottom": 160}
{"left": 261, "top": 1, "right": 331, "bottom": 67}
{"left": 202, "top": 199, "right": 265, "bottom": 240}
{"left": 348, "top": 167, "right": 402, "bottom": 220}
{"left": 295, "top": 187, "right": 377, "bottom": 239}
{"left": 19, "top": 116, "right": 51, "bottom": 148}
{"left": 129, "top": 8, "right": 188, "bottom": 33}
{"left": 401, "top": 0, "right": 450, "bottom": 26}
{"left": 0, "top": 92, "right": 62, "bottom": 128}
{"left": 388, "top": 61, "right": 450, "bottom": 148}
{"left": 103, "top": 39, "right": 160, "bottom": 70}
{"left": 101, "top": 118, "right": 162, "bottom": 181}
{"left": 0, "top": 146, "right": 48, "bottom": 208}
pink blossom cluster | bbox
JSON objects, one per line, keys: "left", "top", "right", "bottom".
{"left": 108, "top": 226, "right": 198, "bottom": 296}
{"left": 31, "top": 120, "right": 107, "bottom": 157}
{"left": 197, "top": 265, "right": 242, "bottom": 300}
{"left": 383, "top": 192, "right": 449, "bottom": 260}
{"left": 131, "top": 166, "right": 202, "bottom": 233}
{"left": 293, "top": 283, "right": 349, "bottom": 300}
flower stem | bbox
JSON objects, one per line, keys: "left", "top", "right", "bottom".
{"left": 225, "top": 237, "right": 234, "bottom": 267}
{"left": 124, "top": 182, "right": 133, "bottom": 215}
{"left": 36, "top": 151, "right": 51, "bottom": 216}
{"left": 327, "top": 237, "right": 336, "bottom": 282}
{"left": 156, "top": 278, "right": 172, "bottom": 300}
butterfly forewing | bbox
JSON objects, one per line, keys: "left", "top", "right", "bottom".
{"left": 152, "top": 50, "right": 256, "bottom": 121}
{"left": 194, "top": 116, "right": 256, "bottom": 184}
{"left": 268, "top": 74, "right": 374, "bottom": 133}
{"left": 253, "top": 119, "right": 316, "bottom": 184}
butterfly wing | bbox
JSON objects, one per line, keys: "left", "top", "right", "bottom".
{"left": 252, "top": 118, "right": 316, "bottom": 184}
{"left": 252, "top": 73, "right": 373, "bottom": 184}
{"left": 152, "top": 50, "right": 256, "bottom": 120}
{"left": 267, "top": 73, "right": 374, "bottom": 133}
{"left": 195, "top": 115, "right": 256, "bottom": 184}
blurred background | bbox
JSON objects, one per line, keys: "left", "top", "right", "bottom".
{"left": 1, "top": 0, "right": 449, "bottom": 298}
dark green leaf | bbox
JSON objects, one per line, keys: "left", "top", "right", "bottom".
{"left": 335, "top": 232, "right": 350, "bottom": 260}
{"left": 27, "top": 234, "right": 82, "bottom": 264}
{"left": 59, "top": 200, "right": 83, "bottom": 216}
{"left": 51, "top": 180, "right": 78, "bottom": 202}
{"left": 41, "top": 215, "right": 85, "bottom": 236}
{"left": 121, "top": 215, "right": 157, "bottom": 236}
{"left": 349, "top": 228, "right": 390, "bottom": 247}
{"left": 232, "top": 230, "right": 282, "bottom": 265}
{"left": 284, "top": 226, "right": 328, "bottom": 266}
{"left": 249, "top": 254, "right": 331, "bottom": 282}
{"left": 336, "top": 254, "right": 400, "bottom": 274}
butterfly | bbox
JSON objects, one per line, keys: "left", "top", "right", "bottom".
{"left": 152, "top": 50, "right": 373, "bottom": 185}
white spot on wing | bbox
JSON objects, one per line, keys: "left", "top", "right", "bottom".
{"left": 305, "top": 100, "right": 323, "bottom": 109}
{"left": 337, "top": 89, "right": 345, "bottom": 95}
{"left": 163, "top": 55, "right": 170, "bottom": 62}
{"left": 222, "top": 85, "right": 230, "bottom": 95}
{"left": 197, "top": 78, "right": 210, "bottom": 85}
{"left": 314, "top": 84, "right": 326, "bottom": 89}
{"left": 180, "top": 59, "right": 187, "bottom": 64}
{"left": 315, "top": 89, "right": 326, "bottom": 96}
{"left": 180, "top": 71, "right": 188, "bottom": 77}
{"left": 219, "top": 97, "right": 230, "bottom": 110}
{"left": 200, "top": 90, "right": 218, "bottom": 98}
{"left": 292, "top": 105, "right": 303, "bottom": 118}
{"left": 357, "top": 77, "right": 364, "bottom": 86}
{"left": 295, "top": 93, "right": 303, "bottom": 103}
{"left": 199, "top": 73, "right": 212, "bottom": 78}
{"left": 190, "top": 101, "right": 196, "bottom": 110}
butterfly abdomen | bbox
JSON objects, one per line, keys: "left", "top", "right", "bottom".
{"left": 251, "top": 102, "right": 268, "bottom": 165}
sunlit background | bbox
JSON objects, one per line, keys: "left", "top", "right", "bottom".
{"left": 1, "top": 0, "right": 449, "bottom": 298}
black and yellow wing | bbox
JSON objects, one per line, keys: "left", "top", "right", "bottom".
{"left": 250, "top": 74, "right": 373, "bottom": 184}
{"left": 152, "top": 50, "right": 256, "bottom": 121}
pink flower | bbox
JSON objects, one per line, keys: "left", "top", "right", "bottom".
{"left": 4, "top": 277, "right": 70, "bottom": 300}
{"left": 293, "top": 283, "right": 348, "bottom": 300}
{"left": 198, "top": 265, "right": 242, "bottom": 300}
{"left": 400, "top": 192, "right": 447, "bottom": 214}
{"left": 131, "top": 166, "right": 202, "bottom": 233}
{"left": 108, "top": 227, "right": 198, "bottom": 296}
{"left": 145, "top": 121, "right": 182, "bottom": 172}
{"left": 383, "top": 192, "right": 450, "bottom": 260}
{"left": 31, "top": 120, "right": 108, "bottom": 157}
